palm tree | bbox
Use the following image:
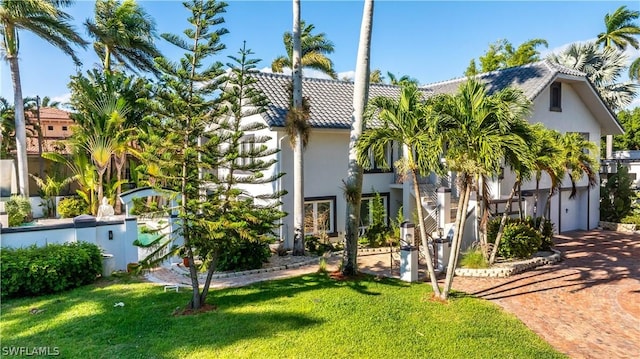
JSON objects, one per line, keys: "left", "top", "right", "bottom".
{"left": 596, "top": 5, "right": 640, "bottom": 51}
{"left": 529, "top": 124, "right": 564, "bottom": 221}
{"left": 85, "top": 0, "right": 161, "bottom": 75}
{"left": 595, "top": 6, "right": 640, "bottom": 83}
{"left": 548, "top": 42, "right": 638, "bottom": 110}
{"left": 369, "top": 69, "right": 383, "bottom": 84}
{"left": 435, "top": 79, "right": 532, "bottom": 299}
{"left": 386, "top": 72, "right": 418, "bottom": 86}
{"left": 1, "top": 0, "right": 87, "bottom": 196}
{"left": 538, "top": 132, "right": 598, "bottom": 231}
{"left": 343, "top": 0, "right": 374, "bottom": 276}
{"left": 357, "top": 84, "right": 444, "bottom": 296}
{"left": 290, "top": 0, "right": 305, "bottom": 255}
{"left": 0, "top": 97, "right": 15, "bottom": 157}
{"left": 272, "top": 20, "right": 337, "bottom": 79}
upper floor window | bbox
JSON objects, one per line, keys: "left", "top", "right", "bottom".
{"left": 62, "top": 126, "right": 68, "bottom": 131}
{"left": 364, "top": 142, "right": 393, "bottom": 173}
{"left": 47, "top": 125, "right": 54, "bottom": 131}
{"left": 550, "top": 82, "right": 562, "bottom": 112}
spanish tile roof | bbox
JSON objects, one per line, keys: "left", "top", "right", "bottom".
{"left": 252, "top": 60, "right": 590, "bottom": 130}
{"left": 25, "top": 107, "right": 73, "bottom": 122}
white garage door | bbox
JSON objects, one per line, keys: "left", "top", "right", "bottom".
{"left": 559, "top": 189, "right": 586, "bottom": 232}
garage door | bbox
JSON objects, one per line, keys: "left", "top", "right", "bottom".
{"left": 559, "top": 189, "right": 586, "bottom": 232}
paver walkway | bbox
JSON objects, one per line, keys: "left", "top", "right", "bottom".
{"left": 147, "top": 230, "right": 639, "bottom": 359}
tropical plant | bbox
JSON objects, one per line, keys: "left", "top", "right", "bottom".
{"left": 29, "top": 173, "right": 77, "bottom": 217}
{"left": 434, "top": 79, "right": 532, "bottom": 299}
{"left": 343, "top": 0, "right": 374, "bottom": 275}
{"left": 271, "top": 20, "right": 337, "bottom": 79}
{"left": 57, "top": 196, "right": 89, "bottom": 218}
{"left": 386, "top": 72, "right": 418, "bottom": 86}
{"left": 530, "top": 124, "right": 564, "bottom": 220}
{"left": 465, "top": 38, "right": 548, "bottom": 76}
{"left": 547, "top": 42, "right": 638, "bottom": 110}
{"left": 357, "top": 84, "right": 444, "bottom": 296}
{"left": 0, "top": 97, "right": 15, "bottom": 157}
{"left": 289, "top": 0, "right": 306, "bottom": 256}
{"left": 85, "top": 0, "right": 161, "bottom": 74}
{"left": 6, "top": 194, "right": 32, "bottom": 226}
{"left": 1, "top": 0, "right": 88, "bottom": 196}
{"left": 596, "top": 5, "right": 640, "bottom": 51}
{"left": 489, "top": 221, "right": 541, "bottom": 259}
{"left": 613, "top": 107, "right": 640, "bottom": 151}
{"left": 600, "top": 164, "right": 634, "bottom": 222}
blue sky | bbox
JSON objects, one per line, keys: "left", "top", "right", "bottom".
{"left": 1, "top": 0, "right": 639, "bottom": 106}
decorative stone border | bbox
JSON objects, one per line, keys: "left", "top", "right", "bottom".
{"left": 169, "top": 256, "right": 324, "bottom": 280}
{"left": 359, "top": 247, "right": 395, "bottom": 254}
{"left": 598, "top": 221, "right": 637, "bottom": 233}
{"left": 454, "top": 249, "right": 562, "bottom": 278}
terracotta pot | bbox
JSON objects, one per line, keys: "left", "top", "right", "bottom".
{"left": 183, "top": 257, "right": 190, "bottom": 267}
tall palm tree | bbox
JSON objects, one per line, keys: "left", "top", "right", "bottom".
{"left": 435, "top": 79, "right": 532, "bottom": 299}
{"left": 85, "top": 0, "right": 160, "bottom": 75}
{"left": 1, "top": 0, "right": 87, "bottom": 196}
{"left": 272, "top": 20, "right": 337, "bottom": 79}
{"left": 357, "top": 84, "right": 444, "bottom": 296}
{"left": 386, "top": 72, "right": 418, "bottom": 86}
{"left": 0, "top": 97, "right": 15, "bottom": 157}
{"left": 596, "top": 5, "right": 640, "bottom": 83}
{"left": 290, "top": 0, "right": 305, "bottom": 255}
{"left": 596, "top": 5, "right": 640, "bottom": 51}
{"left": 530, "top": 124, "right": 564, "bottom": 221}
{"left": 548, "top": 42, "right": 638, "bottom": 110}
{"left": 343, "top": 0, "right": 374, "bottom": 276}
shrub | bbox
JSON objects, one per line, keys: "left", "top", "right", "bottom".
{"left": 621, "top": 214, "right": 640, "bottom": 226}
{"left": 216, "top": 240, "right": 271, "bottom": 272}
{"left": 58, "top": 197, "right": 89, "bottom": 218}
{"left": 494, "top": 222, "right": 542, "bottom": 259}
{"left": 0, "top": 242, "right": 102, "bottom": 298}
{"left": 6, "top": 195, "right": 33, "bottom": 227}
{"left": 306, "top": 235, "right": 334, "bottom": 256}
{"left": 488, "top": 216, "right": 554, "bottom": 252}
{"left": 460, "top": 246, "right": 488, "bottom": 269}
{"left": 361, "top": 192, "right": 390, "bottom": 248}
{"left": 600, "top": 165, "right": 634, "bottom": 222}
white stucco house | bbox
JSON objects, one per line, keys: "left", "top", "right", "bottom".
{"left": 239, "top": 59, "right": 623, "bottom": 249}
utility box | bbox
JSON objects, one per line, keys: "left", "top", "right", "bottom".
{"left": 400, "top": 222, "right": 418, "bottom": 282}
{"left": 102, "top": 254, "right": 115, "bottom": 278}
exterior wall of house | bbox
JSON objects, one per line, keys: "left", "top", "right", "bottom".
{"left": 496, "top": 81, "right": 602, "bottom": 232}
{"left": 239, "top": 123, "right": 399, "bottom": 249}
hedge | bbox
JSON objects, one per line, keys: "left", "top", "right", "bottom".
{"left": 1, "top": 242, "right": 102, "bottom": 298}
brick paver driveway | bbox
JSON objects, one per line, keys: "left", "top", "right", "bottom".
{"left": 450, "top": 230, "right": 640, "bottom": 359}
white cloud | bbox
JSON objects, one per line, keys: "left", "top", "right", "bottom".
{"left": 51, "top": 93, "right": 71, "bottom": 105}
{"left": 337, "top": 71, "right": 355, "bottom": 81}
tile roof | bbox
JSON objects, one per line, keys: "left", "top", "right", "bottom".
{"left": 252, "top": 60, "right": 589, "bottom": 129}
{"left": 251, "top": 72, "right": 402, "bottom": 129}
{"left": 420, "top": 59, "right": 587, "bottom": 99}
{"left": 25, "top": 107, "right": 73, "bottom": 121}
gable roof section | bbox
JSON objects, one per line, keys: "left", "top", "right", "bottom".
{"left": 253, "top": 60, "right": 623, "bottom": 135}
{"left": 252, "top": 72, "right": 401, "bottom": 129}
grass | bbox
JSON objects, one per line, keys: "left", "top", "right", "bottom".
{"left": 1, "top": 274, "right": 565, "bottom": 359}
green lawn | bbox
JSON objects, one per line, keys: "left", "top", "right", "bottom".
{"left": 1, "top": 274, "right": 565, "bottom": 359}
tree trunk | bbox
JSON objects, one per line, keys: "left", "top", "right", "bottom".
{"left": 412, "top": 169, "right": 442, "bottom": 296}
{"left": 342, "top": 0, "right": 374, "bottom": 276}
{"left": 533, "top": 175, "right": 540, "bottom": 218}
{"left": 115, "top": 152, "right": 125, "bottom": 215}
{"left": 489, "top": 180, "right": 519, "bottom": 264}
{"left": 517, "top": 181, "right": 523, "bottom": 219}
{"left": 441, "top": 174, "right": 471, "bottom": 299}
{"left": 540, "top": 187, "right": 554, "bottom": 233}
{"left": 9, "top": 56, "right": 30, "bottom": 196}
{"left": 291, "top": 0, "right": 305, "bottom": 256}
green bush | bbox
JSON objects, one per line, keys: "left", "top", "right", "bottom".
{"left": 493, "top": 222, "right": 542, "bottom": 259}
{"left": 361, "top": 192, "right": 389, "bottom": 248}
{"left": 600, "top": 165, "right": 634, "bottom": 222}
{"left": 621, "top": 214, "right": 640, "bottom": 225}
{"left": 6, "top": 195, "right": 33, "bottom": 226}
{"left": 0, "top": 242, "right": 102, "bottom": 298}
{"left": 216, "top": 240, "right": 271, "bottom": 272}
{"left": 58, "top": 197, "right": 89, "bottom": 218}
{"left": 488, "top": 216, "right": 553, "bottom": 253}
{"left": 306, "top": 235, "right": 334, "bottom": 256}
{"left": 460, "top": 246, "right": 488, "bottom": 269}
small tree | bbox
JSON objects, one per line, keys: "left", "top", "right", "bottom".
{"left": 601, "top": 164, "right": 634, "bottom": 222}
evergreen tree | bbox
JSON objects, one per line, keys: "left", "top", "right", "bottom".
{"left": 141, "top": 0, "right": 230, "bottom": 310}
{"left": 600, "top": 165, "right": 634, "bottom": 222}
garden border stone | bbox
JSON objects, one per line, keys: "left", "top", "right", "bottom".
{"left": 454, "top": 249, "right": 562, "bottom": 278}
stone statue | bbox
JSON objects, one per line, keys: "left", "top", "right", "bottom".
{"left": 97, "top": 197, "right": 115, "bottom": 220}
